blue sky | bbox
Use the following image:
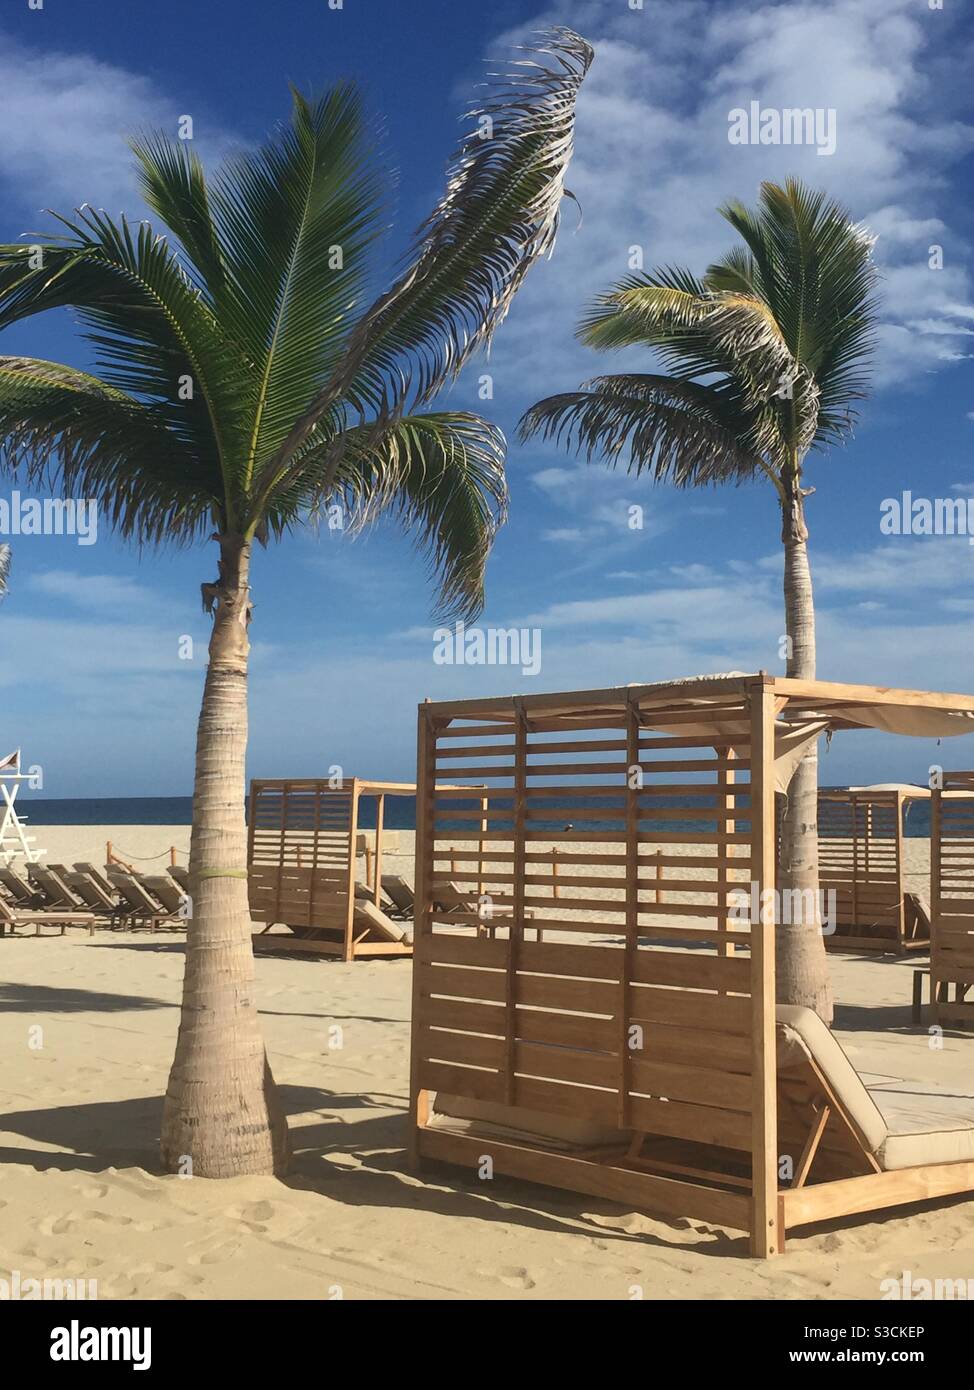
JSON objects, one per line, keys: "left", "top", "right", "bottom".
{"left": 2, "top": 0, "right": 974, "bottom": 797}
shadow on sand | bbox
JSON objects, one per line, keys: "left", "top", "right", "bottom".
{"left": 0, "top": 1082, "right": 747, "bottom": 1255}
{"left": 0, "top": 982, "right": 174, "bottom": 1014}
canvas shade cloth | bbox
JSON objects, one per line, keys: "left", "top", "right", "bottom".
{"left": 628, "top": 673, "right": 974, "bottom": 794}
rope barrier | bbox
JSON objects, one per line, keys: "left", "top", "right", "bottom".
{"left": 108, "top": 846, "right": 188, "bottom": 862}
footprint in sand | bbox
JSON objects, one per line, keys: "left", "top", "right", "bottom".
{"left": 477, "top": 1265, "right": 537, "bottom": 1291}
{"left": 187, "top": 1240, "right": 244, "bottom": 1266}
{"left": 39, "top": 1214, "right": 75, "bottom": 1236}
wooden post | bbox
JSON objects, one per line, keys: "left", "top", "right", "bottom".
{"left": 274, "top": 783, "right": 289, "bottom": 925}
{"left": 505, "top": 700, "right": 528, "bottom": 1106}
{"left": 895, "top": 790, "right": 906, "bottom": 949}
{"left": 748, "top": 678, "right": 781, "bottom": 1257}
{"left": 408, "top": 703, "right": 436, "bottom": 1169}
{"left": 551, "top": 846, "right": 560, "bottom": 901}
{"left": 307, "top": 782, "right": 321, "bottom": 929}
{"left": 106, "top": 840, "right": 112, "bottom": 866}
{"left": 478, "top": 791, "right": 487, "bottom": 901}
{"left": 717, "top": 746, "right": 737, "bottom": 964}
{"left": 931, "top": 783, "right": 942, "bottom": 1019}
{"left": 620, "top": 692, "right": 639, "bottom": 1128}
{"left": 343, "top": 780, "right": 360, "bottom": 962}
{"left": 374, "top": 794, "right": 385, "bottom": 906}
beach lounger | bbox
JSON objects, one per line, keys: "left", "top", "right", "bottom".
{"left": 73, "top": 863, "right": 118, "bottom": 899}
{"left": 429, "top": 1003, "right": 974, "bottom": 1249}
{"left": 354, "top": 879, "right": 397, "bottom": 912}
{"left": 140, "top": 874, "right": 189, "bottom": 919}
{"left": 107, "top": 869, "right": 178, "bottom": 928}
{"left": 167, "top": 865, "right": 191, "bottom": 892}
{"left": 0, "top": 865, "right": 42, "bottom": 907}
{"left": 29, "top": 865, "right": 94, "bottom": 914}
{"left": 353, "top": 897, "right": 411, "bottom": 944}
{"left": 0, "top": 894, "right": 96, "bottom": 937}
{"left": 65, "top": 871, "right": 130, "bottom": 925}
{"left": 381, "top": 874, "right": 415, "bottom": 917}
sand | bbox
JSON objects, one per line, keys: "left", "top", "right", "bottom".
{"left": 2, "top": 827, "right": 973, "bottom": 1300}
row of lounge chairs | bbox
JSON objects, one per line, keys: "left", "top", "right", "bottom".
{"left": 0, "top": 862, "right": 190, "bottom": 935}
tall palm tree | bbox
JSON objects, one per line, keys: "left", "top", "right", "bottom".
{"left": 0, "top": 545, "right": 9, "bottom": 599}
{"left": 520, "top": 179, "right": 878, "bottom": 1022}
{"left": 0, "top": 28, "right": 593, "bottom": 1176}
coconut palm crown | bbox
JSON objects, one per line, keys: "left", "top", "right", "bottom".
{"left": 520, "top": 179, "right": 879, "bottom": 1021}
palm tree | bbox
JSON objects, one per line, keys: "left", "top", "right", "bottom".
{"left": 0, "top": 545, "right": 9, "bottom": 599}
{"left": 0, "top": 28, "right": 593, "bottom": 1175}
{"left": 519, "top": 179, "right": 878, "bottom": 1023}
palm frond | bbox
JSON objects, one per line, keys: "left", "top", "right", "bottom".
{"left": 205, "top": 85, "right": 385, "bottom": 478}
{"left": 260, "top": 28, "right": 593, "bottom": 483}
{"left": 0, "top": 210, "right": 248, "bottom": 496}
{"left": 314, "top": 412, "right": 508, "bottom": 620}
{"left": 519, "top": 373, "right": 761, "bottom": 485}
{"left": 0, "top": 356, "right": 217, "bottom": 543}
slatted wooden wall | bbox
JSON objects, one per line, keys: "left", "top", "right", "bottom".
{"left": 931, "top": 773, "right": 974, "bottom": 1024}
{"left": 248, "top": 779, "right": 354, "bottom": 934}
{"left": 817, "top": 790, "right": 905, "bottom": 947}
{"left": 411, "top": 684, "right": 778, "bottom": 1249}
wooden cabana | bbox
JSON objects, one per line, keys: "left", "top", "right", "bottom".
{"left": 931, "top": 771, "right": 974, "bottom": 1026}
{"left": 249, "top": 777, "right": 415, "bottom": 960}
{"left": 817, "top": 785, "right": 931, "bottom": 953}
{"left": 408, "top": 674, "right": 974, "bottom": 1255}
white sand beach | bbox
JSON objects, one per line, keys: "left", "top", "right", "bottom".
{"left": 2, "top": 826, "right": 973, "bottom": 1300}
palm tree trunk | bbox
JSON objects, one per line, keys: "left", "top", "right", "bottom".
{"left": 777, "top": 483, "right": 834, "bottom": 1024}
{"left": 160, "top": 535, "right": 289, "bottom": 1177}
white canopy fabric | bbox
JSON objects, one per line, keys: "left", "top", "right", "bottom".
{"left": 825, "top": 706, "right": 974, "bottom": 738}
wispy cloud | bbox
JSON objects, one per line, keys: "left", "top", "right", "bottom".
{"left": 0, "top": 29, "right": 237, "bottom": 223}
{"left": 476, "top": 0, "right": 974, "bottom": 405}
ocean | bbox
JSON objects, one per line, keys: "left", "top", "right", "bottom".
{"left": 14, "top": 791, "right": 935, "bottom": 837}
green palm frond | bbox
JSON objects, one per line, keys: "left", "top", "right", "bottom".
{"left": 0, "top": 30, "right": 593, "bottom": 617}
{"left": 524, "top": 178, "right": 877, "bottom": 491}
{"left": 519, "top": 373, "right": 760, "bottom": 485}
{"left": 262, "top": 28, "right": 594, "bottom": 482}
{"left": 300, "top": 412, "right": 507, "bottom": 620}
{"left": 0, "top": 356, "right": 217, "bottom": 543}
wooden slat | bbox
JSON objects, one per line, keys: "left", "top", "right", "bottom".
{"left": 628, "top": 986, "right": 751, "bottom": 1033}
{"left": 416, "top": 1127, "right": 753, "bottom": 1233}
{"left": 748, "top": 681, "right": 779, "bottom": 1255}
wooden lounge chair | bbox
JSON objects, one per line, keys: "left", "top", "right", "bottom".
{"left": 0, "top": 894, "right": 96, "bottom": 937}
{"left": 29, "top": 865, "right": 97, "bottom": 915}
{"left": 66, "top": 870, "right": 129, "bottom": 925}
{"left": 107, "top": 869, "right": 178, "bottom": 928}
{"left": 381, "top": 874, "right": 415, "bottom": 918}
{"left": 73, "top": 862, "right": 119, "bottom": 899}
{"left": 167, "top": 865, "right": 191, "bottom": 892}
{"left": 353, "top": 897, "right": 412, "bottom": 944}
{"left": 0, "top": 864, "right": 42, "bottom": 907}
{"left": 429, "top": 1003, "right": 974, "bottom": 1248}
{"left": 140, "top": 874, "right": 189, "bottom": 919}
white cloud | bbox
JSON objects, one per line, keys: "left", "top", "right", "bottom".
{"left": 26, "top": 569, "right": 154, "bottom": 610}
{"left": 479, "top": 0, "right": 974, "bottom": 403}
{"left": 542, "top": 527, "right": 583, "bottom": 542}
{"left": 0, "top": 30, "right": 237, "bottom": 222}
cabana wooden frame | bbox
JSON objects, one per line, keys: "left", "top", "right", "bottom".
{"left": 817, "top": 787, "right": 929, "bottom": 953}
{"left": 249, "top": 777, "right": 415, "bottom": 961}
{"left": 931, "top": 771, "right": 974, "bottom": 1026}
{"left": 407, "top": 674, "right": 974, "bottom": 1256}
